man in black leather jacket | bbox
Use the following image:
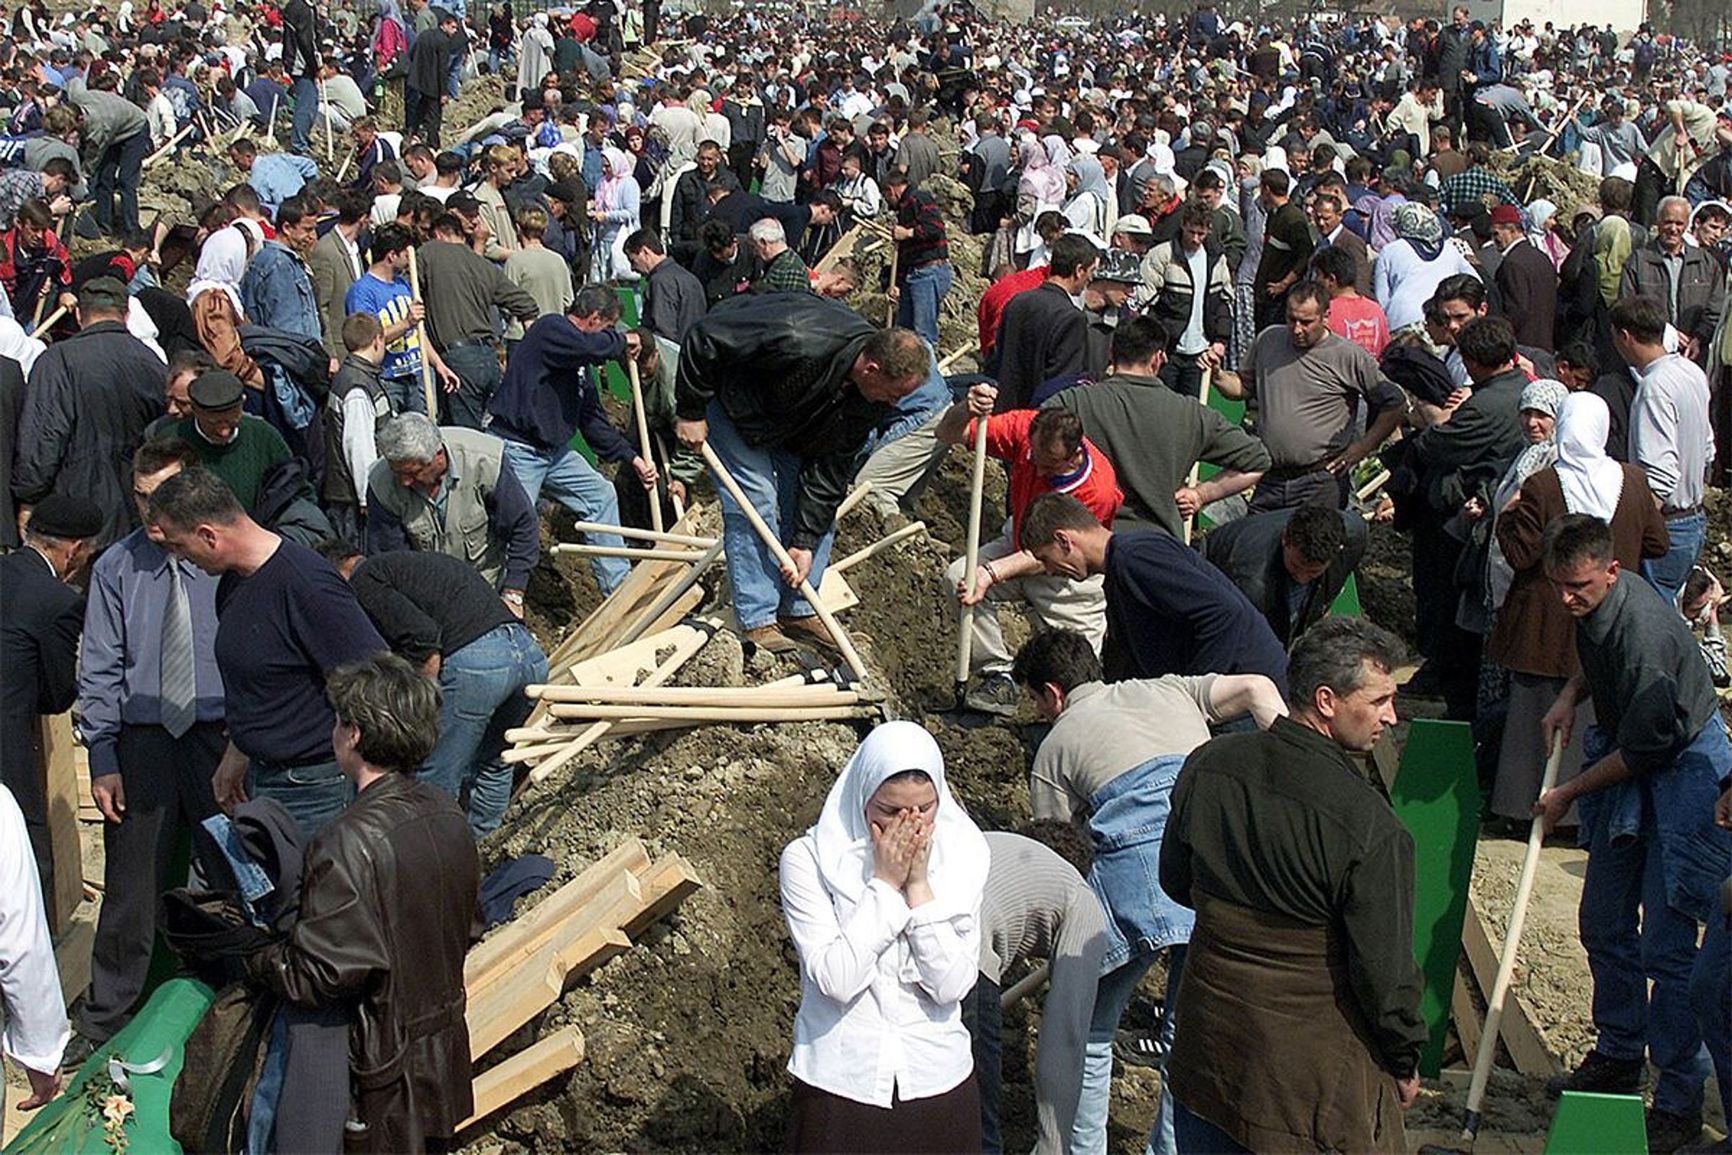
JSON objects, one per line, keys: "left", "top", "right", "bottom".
{"left": 245, "top": 654, "right": 478, "bottom": 1153}
{"left": 673, "top": 293, "right": 928, "bottom": 652}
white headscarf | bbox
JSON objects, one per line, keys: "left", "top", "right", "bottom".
{"left": 0, "top": 316, "right": 46, "bottom": 377}
{"left": 1553, "top": 391, "right": 1623, "bottom": 521}
{"left": 809, "top": 721, "right": 988, "bottom": 916}
{"left": 186, "top": 223, "right": 252, "bottom": 314}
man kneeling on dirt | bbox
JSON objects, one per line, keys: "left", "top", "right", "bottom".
{"left": 1531, "top": 514, "right": 1732, "bottom": 1154}
{"left": 244, "top": 654, "right": 479, "bottom": 1154}
{"left": 939, "top": 382, "right": 1123, "bottom": 716}
{"left": 674, "top": 293, "right": 928, "bottom": 654}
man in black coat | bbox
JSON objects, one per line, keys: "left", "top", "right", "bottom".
{"left": 0, "top": 351, "right": 26, "bottom": 549}
{"left": 668, "top": 142, "right": 740, "bottom": 265}
{"left": 1201, "top": 504, "right": 1368, "bottom": 648}
{"left": 1490, "top": 204, "right": 1557, "bottom": 352}
{"left": 10, "top": 278, "right": 166, "bottom": 551}
{"left": 406, "top": 10, "right": 456, "bottom": 148}
{"left": 0, "top": 495, "right": 101, "bottom": 908}
{"left": 674, "top": 295, "right": 929, "bottom": 652}
{"left": 986, "top": 234, "right": 1099, "bottom": 410}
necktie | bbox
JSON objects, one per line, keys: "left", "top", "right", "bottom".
{"left": 160, "top": 559, "right": 197, "bottom": 739}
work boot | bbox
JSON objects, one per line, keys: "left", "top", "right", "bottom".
{"left": 742, "top": 624, "right": 797, "bottom": 654}
{"left": 964, "top": 673, "right": 1020, "bottom": 717}
{"left": 779, "top": 615, "right": 838, "bottom": 651}
{"left": 1647, "top": 1109, "right": 1706, "bottom": 1155}
{"left": 1544, "top": 1050, "right": 1646, "bottom": 1099}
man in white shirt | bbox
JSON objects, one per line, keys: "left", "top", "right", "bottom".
{"left": 0, "top": 784, "right": 66, "bottom": 1114}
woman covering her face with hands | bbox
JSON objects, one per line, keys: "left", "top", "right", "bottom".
{"left": 779, "top": 721, "right": 991, "bottom": 1153}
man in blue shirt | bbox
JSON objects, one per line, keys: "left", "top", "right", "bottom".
{"left": 486, "top": 284, "right": 651, "bottom": 595}
{"left": 146, "top": 467, "right": 386, "bottom": 839}
{"left": 239, "top": 195, "right": 324, "bottom": 345}
{"left": 228, "top": 137, "right": 319, "bottom": 219}
{"left": 72, "top": 438, "right": 226, "bottom": 1054}
{"left": 345, "top": 222, "right": 457, "bottom": 415}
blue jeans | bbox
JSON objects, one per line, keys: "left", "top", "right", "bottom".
{"left": 246, "top": 757, "right": 353, "bottom": 841}
{"left": 381, "top": 373, "right": 426, "bottom": 416}
{"left": 290, "top": 76, "right": 317, "bottom": 153}
{"left": 1692, "top": 904, "right": 1731, "bottom": 1123}
{"left": 1172, "top": 1100, "right": 1250, "bottom": 1154}
{"left": 92, "top": 129, "right": 149, "bottom": 236}
{"left": 960, "top": 974, "right": 1003, "bottom": 1153}
{"left": 895, "top": 261, "right": 954, "bottom": 347}
{"left": 422, "top": 622, "right": 546, "bottom": 837}
{"left": 1074, "top": 946, "right": 1185, "bottom": 1155}
{"left": 1576, "top": 719, "right": 1732, "bottom": 1116}
{"left": 1642, "top": 509, "right": 1706, "bottom": 604}
{"left": 704, "top": 399, "right": 836, "bottom": 630}
{"left": 500, "top": 438, "right": 629, "bottom": 593}
{"left": 440, "top": 342, "right": 501, "bottom": 430}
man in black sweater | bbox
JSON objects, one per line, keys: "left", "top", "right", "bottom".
{"left": 1531, "top": 515, "right": 1731, "bottom": 1153}
{"left": 1019, "top": 492, "right": 1289, "bottom": 695}
{"left": 320, "top": 544, "right": 548, "bottom": 839}
{"left": 1160, "top": 617, "right": 1425, "bottom": 1153}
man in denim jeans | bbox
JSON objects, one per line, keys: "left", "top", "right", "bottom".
{"left": 1533, "top": 514, "right": 1732, "bottom": 1154}
{"left": 487, "top": 284, "right": 651, "bottom": 596}
{"left": 674, "top": 294, "right": 928, "bottom": 653}
{"left": 885, "top": 166, "right": 954, "bottom": 348}
{"left": 418, "top": 212, "right": 539, "bottom": 428}
{"left": 1013, "top": 628, "right": 1286, "bottom": 1155}
{"left": 323, "top": 544, "right": 547, "bottom": 838}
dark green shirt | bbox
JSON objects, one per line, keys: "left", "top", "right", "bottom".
{"left": 165, "top": 415, "right": 291, "bottom": 511}
{"left": 1161, "top": 717, "right": 1428, "bottom": 1077}
{"left": 1575, "top": 574, "right": 1719, "bottom": 775}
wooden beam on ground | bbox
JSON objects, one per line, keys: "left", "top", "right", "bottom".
{"left": 529, "top": 683, "right": 858, "bottom": 706}
{"left": 551, "top": 544, "right": 709, "bottom": 564}
{"left": 563, "top": 521, "right": 717, "bottom": 548}
{"left": 459, "top": 1025, "right": 584, "bottom": 1131}
{"left": 1451, "top": 969, "right": 1482, "bottom": 1066}
{"left": 1460, "top": 898, "right": 1560, "bottom": 1076}
{"left": 39, "top": 713, "right": 83, "bottom": 935}
{"left": 464, "top": 840, "right": 650, "bottom": 993}
{"left": 547, "top": 702, "right": 875, "bottom": 724}
{"left": 619, "top": 854, "right": 703, "bottom": 938}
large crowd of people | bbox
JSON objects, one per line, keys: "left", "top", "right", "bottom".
{"left": 0, "top": 0, "right": 1729, "bottom": 1151}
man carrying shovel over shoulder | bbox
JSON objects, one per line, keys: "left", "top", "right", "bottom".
{"left": 1531, "top": 514, "right": 1732, "bottom": 1155}
{"left": 673, "top": 293, "right": 927, "bottom": 654}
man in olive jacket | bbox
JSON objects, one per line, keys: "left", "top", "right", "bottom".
{"left": 245, "top": 654, "right": 478, "bottom": 1154}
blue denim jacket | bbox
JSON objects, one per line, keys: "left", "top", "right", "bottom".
{"left": 1086, "top": 753, "right": 1196, "bottom": 972}
{"left": 864, "top": 348, "right": 950, "bottom": 453}
{"left": 240, "top": 241, "right": 323, "bottom": 344}
{"left": 1578, "top": 717, "right": 1732, "bottom": 924}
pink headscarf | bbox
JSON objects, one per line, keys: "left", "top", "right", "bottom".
{"left": 1018, "top": 136, "right": 1065, "bottom": 208}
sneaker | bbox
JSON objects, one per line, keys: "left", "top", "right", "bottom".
{"left": 1112, "top": 1026, "right": 1170, "bottom": 1070}
{"left": 1647, "top": 1109, "right": 1705, "bottom": 1155}
{"left": 778, "top": 615, "right": 838, "bottom": 651}
{"left": 1544, "top": 1049, "right": 1646, "bottom": 1099}
{"left": 742, "top": 624, "right": 797, "bottom": 654}
{"left": 964, "top": 673, "right": 1021, "bottom": 717}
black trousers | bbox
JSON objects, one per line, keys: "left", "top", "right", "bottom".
{"left": 77, "top": 721, "right": 224, "bottom": 1042}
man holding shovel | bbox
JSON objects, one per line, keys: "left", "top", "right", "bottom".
{"left": 674, "top": 294, "right": 927, "bottom": 654}
{"left": 1532, "top": 514, "right": 1732, "bottom": 1154}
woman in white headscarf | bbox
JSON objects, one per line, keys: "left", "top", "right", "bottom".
{"left": 589, "top": 146, "right": 641, "bottom": 282}
{"left": 1485, "top": 391, "right": 1670, "bottom": 825}
{"left": 1527, "top": 199, "right": 1571, "bottom": 272}
{"left": 1062, "top": 154, "right": 1114, "bottom": 242}
{"left": 517, "top": 11, "right": 554, "bottom": 99}
{"left": 779, "top": 721, "right": 989, "bottom": 1152}
{"left": 186, "top": 212, "right": 264, "bottom": 388}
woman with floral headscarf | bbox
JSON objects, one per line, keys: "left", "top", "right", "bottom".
{"left": 588, "top": 146, "right": 641, "bottom": 282}
{"left": 1485, "top": 391, "right": 1669, "bottom": 827}
{"left": 1527, "top": 199, "right": 1571, "bottom": 272}
{"left": 1014, "top": 135, "right": 1067, "bottom": 257}
{"left": 1373, "top": 202, "right": 1478, "bottom": 331}
{"left": 780, "top": 721, "right": 989, "bottom": 1152}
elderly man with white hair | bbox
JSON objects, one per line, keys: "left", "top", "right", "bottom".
{"left": 1620, "top": 195, "right": 1727, "bottom": 366}
{"left": 750, "top": 217, "right": 812, "bottom": 293}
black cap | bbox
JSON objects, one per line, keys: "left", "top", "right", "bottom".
{"left": 546, "top": 181, "right": 581, "bottom": 205}
{"left": 28, "top": 494, "right": 104, "bottom": 540}
{"left": 79, "top": 276, "right": 129, "bottom": 311}
{"left": 189, "top": 369, "right": 246, "bottom": 410}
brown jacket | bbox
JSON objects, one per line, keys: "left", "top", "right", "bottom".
{"left": 246, "top": 773, "right": 478, "bottom": 1151}
{"left": 190, "top": 287, "right": 265, "bottom": 388}
{"left": 1488, "top": 464, "right": 1668, "bottom": 678}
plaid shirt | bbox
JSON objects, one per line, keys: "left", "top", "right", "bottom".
{"left": 1437, "top": 166, "right": 1519, "bottom": 217}
{"left": 0, "top": 169, "right": 46, "bottom": 232}
{"left": 757, "top": 247, "right": 812, "bottom": 294}
{"left": 892, "top": 186, "right": 949, "bottom": 278}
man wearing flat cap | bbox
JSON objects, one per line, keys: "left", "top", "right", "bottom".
{"left": 1490, "top": 202, "right": 1557, "bottom": 353}
{"left": 11, "top": 277, "right": 165, "bottom": 550}
{"left": 0, "top": 493, "right": 102, "bottom": 909}
{"left": 158, "top": 369, "right": 292, "bottom": 509}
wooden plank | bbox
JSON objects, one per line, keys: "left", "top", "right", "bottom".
{"left": 467, "top": 925, "right": 629, "bottom": 1058}
{"left": 39, "top": 713, "right": 84, "bottom": 934}
{"left": 1451, "top": 970, "right": 1482, "bottom": 1067}
{"left": 459, "top": 1025, "right": 585, "bottom": 1130}
{"left": 619, "top": 854, "right": 703, "bottom": 939}
{"left": 817, "top": 567, "right": 859, "bottom": 613}
{"left": 528, "top": 609, "right": 714, "bottom": 732}
{"left": 55, "top": 915, "right": 95, "bottom": 1010}
{"left": 464, "top": 841, "right": 649, "bottom": 993}
{"left": 1462, "top": 898, "right": 1560, "bottom": 1076}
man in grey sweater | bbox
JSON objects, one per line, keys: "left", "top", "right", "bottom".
{"left": 1045, "top": 316, "right": 1268, "bottom": 539}
{"left": 63, "top": 73, "right": 149, "bottom": 235}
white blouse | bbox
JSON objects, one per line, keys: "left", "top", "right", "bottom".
{"left": 779, "top": 834, "right": 980, "bottom": 1108}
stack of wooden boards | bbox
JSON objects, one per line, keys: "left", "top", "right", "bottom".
{"left": 459, "top": 838, "right": 703, "bottom": 1129}
{"left": 504, "top": 501, "right": 901, "bottom": 786}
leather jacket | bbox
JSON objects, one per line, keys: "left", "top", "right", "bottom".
{"left": 246, "top": 773, "right": 479, "bottom": 1151}
{"left": 674, "top": 293, "right": 890, "bottom": 548}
